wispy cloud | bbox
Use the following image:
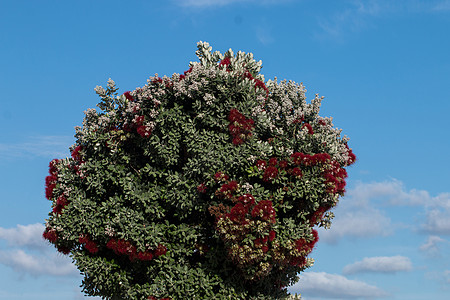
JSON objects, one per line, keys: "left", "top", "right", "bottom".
{"left": 291, "top": 271, "right": 388, "bottom": 299}
{"left": 0, "top": 135, "right": 73, "bottom": 160}
{"left": 419, "top": 235, "right": 446, "bottom": 257}
{"left": 432, "top": 0, "right": 450, "bottom": 11}
{"left": 0, "top": 249, "right": 77, "bottom": 277}
{"left": 343, "top": 256, "right": 412, "bottom": 275}
{"left": 0, "top": 223, "right": 47, "bottom": 251}
{"left": 0, "top": 224, "right": 77, "bottom": 277}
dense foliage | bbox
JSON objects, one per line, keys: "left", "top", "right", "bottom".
{"left": 43, "top": 42, "right": 355, "bottom": 299}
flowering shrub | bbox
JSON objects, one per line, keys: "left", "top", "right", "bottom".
{"left": 43, "top": 42, "right": 355, "bottom": 299}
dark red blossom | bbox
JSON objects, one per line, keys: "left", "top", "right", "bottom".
{"left": 228, "top": 203, "right": 248, "bottom": 224}
{"left": 137, "top": 251, "right": 154, "bottom": 261}
{"left": 268, "top": 157, "right": 278, "bottom": 166}
{"left": 214, "top": 172, "right": 229, "bottom": 182}
{"left": 256, "top": 160, "right": 267, "bottom": 170}
{"left": 48, "top": 159, "right": 59, "bottom": 175}
{"left": 71, "top": 145, "right": 83, "bottom": 161}
{"left": 236, "top": 194, "right": 255, "bottom": 208}
{"left": 154, "top": 244, "right": 167, "bottom": 257}
{"left": 268, "top": 230, "right": 276, "bottom": 242}
{"left": 263, "top": 166, "right": 278, "bottom": 182}
{"left": 43, "top": 229, "right": 58, "bottom": 243}
{"left": 228, "top": 108, "right": 254, "bottom": 145}
{"left": 290, "top": 256, "right": 307, "bottom": 267}
{"left": 291, "top": 167, "right": 303, "bottom": 178}
{"left": 279, "top": 160, "right": 288, "bottom": 169}
{"left": 219, "top": 57, "right": 231, "bottom": 70}
{"left": 79, "top": 235, "right": 99, "bottom": 254}
{"left": 137, "top": 125, "right": 152, "bottom": 137}
{"left": 309, "top": 206, "right": 330, "bottom": 225}
{"left": 152, "top": 77, "right": 163, "bottom": 84}
{"left": 197, "top": 183, "right": 207, "bottom": 193}
{"left": 219, "top": 180, "right": 238, "bottom": 198}
{"left": 45, "top": 175, "right": 57, "bottom": 200}
{"left": 251, "top": 200, "right": 276, "bottom": 223}
{"left": 123, "top": 91, "right": 134, "bottom": 101}
{"left": 261, "top": 245, "right": 269, "bottom": 253}
{"left": 302, "top": 123, "right": 314, "bottom": 135}
{"left": 57, "top": 246, "right": 71, "bottom": 255}
{"left": 345, "top": 144, "right": 356, "bottom": 165}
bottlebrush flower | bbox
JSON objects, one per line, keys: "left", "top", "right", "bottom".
{"left": 43, "top": 228, "right": 58, "bottom": 243}
{"left": 123, "top": 91, "right": 134, "bottom": 101}
{"left": 236, "top": 194, "right": 255, "bottom": 208}
{"left": 291, "top": 167, "right": 302, "bottom": 178}
{"left": 154, "top": 244, "right": 167, "bottom": 257}
{"left": 263, "top": 166, "right": 278, "bottom": 182}
{"left": 302, "top": 123, "right": 314, "bottom": 135}
{"left": 137, "top": 125, "right": 152, "bottom": 137}
{"left": 214, "top": 172, "right": 229, "bottom": 182}
{"left": 268, "top": 157, "right": 278, "bottom": 166}
{"left": 268, "top": 230, "right": 276, "bottom": 242}
{"left": 251, "top": 200, "right": 276, "bottom": 223}
{"left": 71, "top": 145, "right": 83, "bottom": 161}
{"left": 138, "top": 251, "right": 153, "bottom": 261}
{"left": 256, "top": 160, "right": 267, "bottom": 171}
{"left": 197, "top": 183, "right": 207, "bottom": 193}
{"left": 228, "top": 202, "right": 248, "bottom": 224}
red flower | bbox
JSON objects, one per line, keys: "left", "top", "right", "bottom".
{"left": 251, "top": 200, "right": 276, "bottom": 223}
{"left": 138, "top": 251, "right": 154, "bottom": 261}
{"left": 279, "top": 160, "right": 288, "bottom": 169}
{"left": 214, "top": 172, "right": 229, "bottom": 182}
{"left": 237, "top": 194, "right": 255, "bottom": 208}
{"left": 197, "top": 183, "right": 207, "bottom": 193}
{"left": 291, "top": 167, "right": 302, "bottom": 178}
{"left": 268, "top": 157, "right": 278, "bottom": 166}
{"left": 263, "top": 166, "right": 278, "bottom": 182}
{"left": 154, "top": 244, "right": 167, "bottom": 257}
{"left": 184, "top": 67, "right": 193, "bottom": 75}
{"left": 302, "top": 123, "right": 314, "bottom": 135}
{"left": 228, "top": 203, "right": 248, "bottom": 224}
{"left": 43, "top": 229, "right": 58, "bottom": 243}
{"left": 256, "top": 160, "right": 267, "bottom": 170}
{"left": 268, "top": 230, "right": 276, "bottom": 242}
{"left": 261, "top": 245, "right": 269, "bottom": 253}
{"left": 57, "top": 246, "right": 71, "bottom": 255}
{"left": 123, "top": 91, "right": 134, "bottom": 101}
{"left": 219, "top": 57, "right": 231, "bottom": 69}
{"left": 71, "top": 145, "right": 83, "bottom": 161}
{"left": 228, "top": 108, "right": 254, "bottom": 145}
{"left": 48, "top": 159, "right": 59, "bottom": 175}
{"left": 137, "top": 125, "right": 152, "bottom": 137}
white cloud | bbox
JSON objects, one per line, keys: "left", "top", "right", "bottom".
{"left": 290, "top": 272, "right": 388, "bottom": 299}
{"left": 343, "top": 256, "right": 412, "bottom": 275}
{"left": 0, "top": 224, "right": 77, "bottom": 277}
{"left": 0, "top": 135, "right": 73, "bottom": 159}
{"left": 0, "top": 249, "right": 77, "bottom": 277}
{"left": 0, "top": 223, "right": 46, "bottom": 250}
{"left": 318, "top": 207, "right": 392, "bottom": 243}
{"left": 420, "top": 235, "right": 446, "bottom": 257}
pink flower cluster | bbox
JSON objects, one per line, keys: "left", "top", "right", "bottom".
{"left": 106, "top": 238, "right": 167, "bottom": 262}
{"left": 228, "top": 108, "right": 255, "bottom": 145}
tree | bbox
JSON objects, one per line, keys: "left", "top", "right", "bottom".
{"left": 43, "top": 42, "right": 355, "bottom": 299}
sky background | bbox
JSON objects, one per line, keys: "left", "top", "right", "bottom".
{"left": 0, "top": 0, "right": 449, "bottom": 299}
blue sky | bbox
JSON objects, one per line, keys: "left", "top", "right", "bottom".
{"left": 0, "top": 0, "right": 449, "bottom": 299}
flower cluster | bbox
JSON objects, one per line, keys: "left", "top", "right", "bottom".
{"left": 45, "top": 159, "right": 59, "bottom": 200}
{"left": 106, "top": 238, "right": 167, "bottom": 262}
{"left": 228, "top": 108, "right": 255, "bottom": 145}
{"left": 79, "top": 234, "right": 99, "bottom": 254}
